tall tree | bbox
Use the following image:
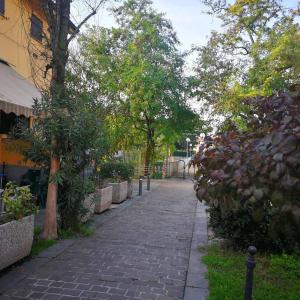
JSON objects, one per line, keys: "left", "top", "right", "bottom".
{"left": 39, "top": 0, "right": 106, "bottom": 239}
{"left": 79, "top": 0, "right": 199, "bottom": 172}
{"left": 193, "top": 0, "right": 300, "bottom": 120}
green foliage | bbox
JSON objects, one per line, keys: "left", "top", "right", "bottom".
{"left": 58, "top": 224, "right": 94, "bottom": 239}
{"left": 203, "top": 244, "right": 300, "bottom": 300}
{"left": 99, "top": 161, "right": 134, "bottom": 182}
{"left": 18, "top": 70, "right": 109, "bottom": 230}
{"left": 58, "top": 177, "right": 96, "bottom": 230}
{"left": 2, "top": 182, "right": 38, "bottom": 221}
{"left": 152, "top": 171, "right": 163, "bottom": 179}
{"left": 194, "top": 0, "right": 300, "bottom": 119}
{"left": 78, "top": 0, "right": 201, "bottom": 167}
{"left": 31, "top": 227, "right": 56, "bottom": 256}
{"left": 79, "top": 225, "right": 94, "bottom": 237}
{"left": 193, "top": 93, "right": 300, "bottom": 252}
{"left": 83, "top": 179, "right": 96, "bottom": 195}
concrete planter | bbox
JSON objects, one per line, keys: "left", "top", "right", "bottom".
{"left": 109, "top": 181, "right": 128, "bottom": 204}
{"left": 94, "top": 186, "right": 113, "bottom": 213}
{"left": 127, "top": 180, "right": 133, "bottom": 198}
{"left": 0, "top": 215, "right": 34, "bottom": 271}
{"left": 81, "top": 194, "right": 95, "bottom": 223}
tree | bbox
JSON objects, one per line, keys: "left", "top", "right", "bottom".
{"left": 19, "top": 67, "right": 109, "bottom": 231}
{"left": 79, "top": 0, "right": 200, "bottom": 172}
{"left": 38, "top": 0, "right": 107, "bottom": 239}
{"left": 193, "top": 0, "right": 300, "bottom": 120}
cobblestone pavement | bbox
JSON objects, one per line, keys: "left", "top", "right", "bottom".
{"left": 0, "top": 179, "right": 207, "bottom": 300}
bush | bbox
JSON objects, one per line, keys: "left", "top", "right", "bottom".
{"left": 152, "top": 171, "right": 163, "bottom": 179}
{"left": 99, "top": 161, "right": 134, "bottom": 182}
{"left": 58, "top": 177, "right": 96, "bottom": 230}
{"left": 2, "top": 182, "right": 38, "bottom": 222}
{"left": 192, "top": 93, "right": 300, "bottom": 252}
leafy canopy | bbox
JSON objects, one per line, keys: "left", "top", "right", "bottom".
{"left": 79, "top": 0, "right": 201, "bottom": 162}
{"left": 193, "top": 0, "right": 300, "bottom": 119}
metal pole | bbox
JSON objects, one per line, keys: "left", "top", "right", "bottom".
{"left": 147, "top": 175, "right": 150, "bottom": 191}
{"left": 186, "top": 141, "right": 188, "bottom": 158}
{"left": 244, "top": 246, "right": 257, "bottom": 300}
{"left": 139, "top": 178, "right": 143, "bottom": 196}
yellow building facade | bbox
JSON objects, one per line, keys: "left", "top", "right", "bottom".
{"left": 0, "top": 0, "right": 50, "bottom": 184}
{"left": 0, "top": 0, "right": 50, "bottom": 86}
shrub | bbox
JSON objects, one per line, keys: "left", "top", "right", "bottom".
{"left": 192, "top": 93, "right": 300, "bottom": 252}
{"left": 99, "top": 161, "right": 134, "bottom": 182}
{"left": 58, "top": 177, "right": 96, "bottom": 230}
{"left": 2, "top": 182, "right": 38, "bottom": 221}
{"left": 152, "top": 171, "right": 163, "bottom": 179}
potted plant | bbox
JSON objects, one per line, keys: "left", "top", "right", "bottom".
{"left": 0, "top": 182, "right": 38, "bottom": 271}
{"left": 99, "top": 161, "right": 129, "bottom": 204}
{"left": 118, "top": 162, "right": 135, "bottom": 198}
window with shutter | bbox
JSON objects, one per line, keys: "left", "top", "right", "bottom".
{"left": 30, "top": 14, "right": 43, "bottom": 42}
{"left": 0, "top": 0, "right": 5, "bottom": 16}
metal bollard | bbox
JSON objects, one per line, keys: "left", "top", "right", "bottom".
{"left": 244, "top": 246, "right": 257, "bottom": 300}
{"left": 147, "top": 175, "right": 150, "bottom": 191}
{"left": 139, "top": 178, "right": 143, "bottom": 196}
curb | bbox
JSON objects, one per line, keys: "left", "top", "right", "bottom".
{"left": 184, "top": 200, "right": 209, "bottom": 300}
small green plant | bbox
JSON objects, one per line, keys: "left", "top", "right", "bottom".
{"left": 152, "top": 171, "right": 163, "bottom": 179}
{"left": 31, "top": 226, "right": 56, "bottom": 256}
{"left": 58, "top": 224, "right": 94, "bottom": 239}
{"left": 83, "top": 179, "right": 96, "bottom": 195}
{"left": 2, "top": 182, "right": 38, "bottom": 221}
{"left": 31, "top": 239, "right": 56, "bottom": 256}
{"left": 79, "top": 225, "right": 94, "bottom": 237}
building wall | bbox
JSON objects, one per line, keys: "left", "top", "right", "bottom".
{"left": 0, "top": 0, "right": 50, "bottom": 185}
{"left": 0, "top": 0, "right": 51, "bottom": 88}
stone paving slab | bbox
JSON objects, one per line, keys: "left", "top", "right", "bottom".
{"left": 0, "top": 179, "right": 208, "bottom": 300}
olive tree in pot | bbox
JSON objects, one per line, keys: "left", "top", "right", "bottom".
{"left": 0, "top": 182, "right": 38, "bottom": 270}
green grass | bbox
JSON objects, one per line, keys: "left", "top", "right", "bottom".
{"left": 31, "top": 239, "right": 56, "bottom": 256}
{"left": 31, "top": 224, "right": 93, "bottom": 256}
{"left": 58, "top": 224, "right": 94, "bottom": 239}
{"left": 31, "top": 227, "right": 56, "bottom": 256}
{"left": 202, "top": 244, "right": 300, "bottom": 300}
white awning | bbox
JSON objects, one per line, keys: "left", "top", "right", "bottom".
{"left": 0, "top": 62, "right": 41, "bottom": 117}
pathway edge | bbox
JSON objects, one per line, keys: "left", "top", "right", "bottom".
{"left": 184, "top": 200, "right": 209, "bottom": 300}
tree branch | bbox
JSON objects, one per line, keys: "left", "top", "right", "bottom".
{"left": 67, "top": 0, "right": 106, "bottom": 44}
{"left": 234, "top": 46, "right": 250, "bottom": 55}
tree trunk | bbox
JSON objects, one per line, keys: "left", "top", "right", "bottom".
{"left": 41, "top": 147, "right": 59, "bottom": 239}
{"left": 42, "top": 0, "right": 71, "bottom": 240}
{"left": 144, "top": 128, "right": 155, "bottom": 176}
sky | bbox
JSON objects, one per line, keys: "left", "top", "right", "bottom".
{"left": 72, "top": 0, "right": 299, "bottom": 53}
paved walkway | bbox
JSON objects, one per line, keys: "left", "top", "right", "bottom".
{"left": 0, "top": 179, "right": 208, "bottom": 300}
